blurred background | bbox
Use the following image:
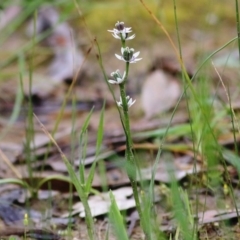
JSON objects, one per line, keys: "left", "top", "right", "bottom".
{"left": 0, "top": 0, "right": 239, "bottom": 142}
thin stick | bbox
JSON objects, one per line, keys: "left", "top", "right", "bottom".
{"left": 211, "top": 61, "right": 240, "bottom": 134}
{"left": 211, "top": 61, "right": 240, "bottom": 219}
{"left": 0, "top": 148, "right": 22, "bottom": 179}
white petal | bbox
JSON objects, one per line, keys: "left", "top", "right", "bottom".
{"left": 133, "top": 51, "right": 140, "bottom": 58}
{"left": 108, "top": 80, "right": 118, "bottom": 84}
{"left": 128, "top": 99, "right": 136, "bottom": 108}
{"left": 108, "top": 29, "right": 117, "bottom": 33}
{"left": 130, "top": 58, "right": 142, "bottom": 63}
{"left": 116, "top": 77, "right": 124, "bottom": 84}
{"left": 121, "top": 47, "right": 125, "bottom": 55}
{"left": 113, "top": 35, "right": 121, "bottom": 40}
{"left": 128, "top": 99, "right": 132, "bottom": 105}
{"left": 108, "top": 29, "right": 121, "bottom": 35}
{"left": 131, "top": 99, "right": 136, "bottom": 106}
{"left": 125, "top": 27, "right": 132, "bottom": 33}
{"left": 112, "top": 33, "right": 121, "bottom": 39}
{"left": 115, "top": 54, "right": 124, "bottom": 61}
{"left": 127, "top": 34, "right": 135, "bottom": 40}
{"left": 116, "top": 101, "right": 122, "bottom": 108}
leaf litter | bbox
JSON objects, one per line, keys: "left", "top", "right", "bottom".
{"left": 1, "top": 2, "right": 240, "bottom": 240}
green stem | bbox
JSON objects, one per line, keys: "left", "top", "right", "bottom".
{"left": 173, "top": 0, "right": 198, "bottom": 238}
{"left": 119, "top": 62, "right": 151, "bottom": 239}
{"left": 235, "top": 0, "right": 240, "bottom": 61}
{"left": 81, "top": 191, "right": 96, "bottom": 240}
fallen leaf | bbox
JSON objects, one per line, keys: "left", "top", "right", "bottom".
{"left": 141, "top": 70, "right": 181, "bottom": 119}
{"left": 198, "top": 209, "right": 240, "bottom": 224}
{"left": 66, "top": 187, "right": 135, "bottom": 218}
{"left": 63, "top": 187, "right": 161, "bottom": 219}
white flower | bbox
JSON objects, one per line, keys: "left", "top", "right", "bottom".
{"left": 108, "top": 70, "right": 126, "bottom": 84}
{"left": 115, "top": 47, "right": 142, "bottom": 63}
{"left": 111, "top": 31, "right": 135, "bottom": 41}
{"left": 108, "top": 21, "right": 135, "bottom": 40}
{"left": 117, "top": 96, "right": 136, "bottom": 108}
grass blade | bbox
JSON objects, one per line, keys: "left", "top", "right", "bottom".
{"left": 109, "top": 191, "right": 129, "bottom": 240}
{"left": 85, "top": 102, "right": 105, "bottom": 195}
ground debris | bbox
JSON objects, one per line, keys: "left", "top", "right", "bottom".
{"left": 0, "top": 227, "right": 62, "bottom": 240}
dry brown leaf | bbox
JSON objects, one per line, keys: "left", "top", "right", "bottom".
{"left": 64, "top": 187, "right": 135, "bottom": 218}
{"left": 198, "top": 209, "right": 240, "bottom": 224}
{"left": 141, "top": 70, "right": 181, "bottom": 119}
{"left": 63, "top": 186, "right": 161, "bottom": 219}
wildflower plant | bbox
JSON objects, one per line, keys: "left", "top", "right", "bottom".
{"left": 107, "top": 21, "right": 151, "bottom": 239}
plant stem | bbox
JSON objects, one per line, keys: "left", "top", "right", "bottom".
{"left": 172, "top": 0, "right": 198, "bottom": 237}
{"left": 119, "top": 65, "right": 151, "bottom": 240}
{"left": 235, "top": 0, "right": 240, "bottom": 61}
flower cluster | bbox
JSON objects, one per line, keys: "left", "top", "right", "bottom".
{"left": 108, "top": 21, "right": 142, "bottom": 109}
{"left": 115, "top": 47, "right": 142, "bottom": 64}
{"left": 108, "top": 21, "right": 135, "bottom": 40}
{"left": 117, "top": 96, "right": 136, "bottom": 109}
{"left": 108, "top": 70, "right": 126, "bottom": 84}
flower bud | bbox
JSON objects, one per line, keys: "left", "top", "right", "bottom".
{"left": 115, "top": 21, "right": 125, "bottom": 31}
{"left": 111, "top": 70, "right": 121, "bottom": 80}
{"left": 123, "top": 47, "right": 134, "bottom": 62}
{"left": 108, "top": 70, "right": 126, "bottom": 84}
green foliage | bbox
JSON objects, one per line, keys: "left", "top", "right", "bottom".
{"left": 78, "top": 107, "right": 94, "bottom": 185}
{"left": 8, "top": 236, "right": 18, "bottom": 240}
{"left": 109, "top": 191, "right": 129, "bottom": 240}
{"left": 86, "top": 103, "right": 105, "bottom": 194}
